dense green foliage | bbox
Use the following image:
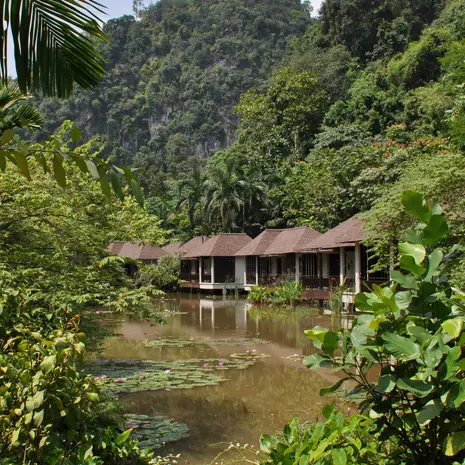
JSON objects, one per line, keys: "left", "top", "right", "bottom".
{"left": 302, "top": 192, "right": 465, "bottom": 464}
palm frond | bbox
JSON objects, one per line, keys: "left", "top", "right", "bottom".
{"left": 1, "top": 0, "right": 108, "bottom": 97}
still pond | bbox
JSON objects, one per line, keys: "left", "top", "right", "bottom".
{"left": 92, "top": 294, "right": 351, "bottom": 464}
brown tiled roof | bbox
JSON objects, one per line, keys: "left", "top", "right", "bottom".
{"left": 184, "top": 234, "right": 252, "bottom": 258}
{"left": 162, "top": 242, "right": 183, "bottom": 254}
{"left": 110, "top": 242, "right": 167, "bottom": 260}
{"left": 302, "top": 217, "right": 365, "bottom": 251}
{"left": 179, "top": 236, "right": 207, "bottom": 255}
{"left": 265, "top": 227, "right": 322, "bottom": 255}
{"left": 235, "top": 227, "right": 321, "bottom": 256}
{"left": 163, "top": 237, "right": 208, "bottom": 256}
{"left": 108, "top": 241, "right": 125, "bottom": 254}
{"left": 234, "top": 230, "right": 282, "bottom": 256}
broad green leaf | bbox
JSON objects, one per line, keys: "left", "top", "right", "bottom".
{"left": 446, "top": 383, "right": 465, "bottom": 409}
{"left": 395, "top": 291, "right": 412, "bottom": 310}
{"left": 111, "top": 169, "right": 125, "bottom": 201}
{"left": 78, "top": 444, "right": 94, "bottom": 461}
{"left": 407, "top": 324, "right": 431, "bottom": 345}
{"left": 39, "top": 355, "right": 56, "bottom": 375}
{"left": 69, "top": 153, "right": 89, "bottom": 174}
{"left": 354, "top": 292, "right": 374, "bottom": 311}
{"left": 115, "top": 428, "right": 133, "bottom": 446}
{"left": 10, "top": 428, "right": 20, "bottom": 446}
{"left": 130, "top": 178, "right": 144, "bottom": 207}
{"left": 445, "top": 431, "right": 465, "bottom": 457}
{"left": 399, "top": 255, "right": 426, "bottom": 277}
{"left": 86, "top": 160, "right": 100, "bottom": 180}
{"left": 399, "top": 242, "right": 426, "bottom": 266}
{"left": 382, "top": 333, "right": 420, "bottom": 361}
{"left": 303, "top": 353, "right": 333, "bottom": 370}
{"left": 97, "top": 166, "right": 111, "bottom": 199}
{"left": 378, "top": 374, "right": 396, "bottom": 393}
{"left": 304, "top": 326, "right": 328, "bottom": 342}
{"left": 71, "top": 127, "right": 81, "bottom": 144}
{"left": 32, "top": 390, "right": 45, "bottom": 409}
{"left": 13, "top": 150, "right": 31, "bottom": 180}
{"left": 390, "top": 270, "right": 418, "bottom": 290}
{"left": 87, "top": 392, "right": 99, "bottom": 402}
{"left": 442, "top": 319, "right": 464, "bottom": 339}
{"left": 322, "top": 331, "right": 339, "bottom": 355}
{"left": 260, "top": 434, "right": 276, "bottom": 454}
{"left": 332, "top": 448, "right": 347, "bottom": 465}
{"left": 405, "top": 228, "right": 423, "bottom": 244}
{"left": 2, "top": 129, "right": 14, "bottom": 145}
{"left": 423, "top": 215, "right": 449, "bottom": 246}
{"left": 53, "top": 153, "right": 66, "bottom": 189}
{"left": 33, "top": 409, "right": 44, "bottom": 427}
{"left": 402, "top": 190, "right": 431, "bottom": 223}
{"left": 322, "top": 403, "right": 334, "bottom": 419}
{"left": 320, "top": 378, "right": 348, "bottom": 396}
{"left": 397, "top": 378, "right": 434, "bottom": 397}
{"left": 425, "top": 249, "right": 444, "bottom": 281}
{"left": 417, "top": 401, "right": 443, "bottom": 425}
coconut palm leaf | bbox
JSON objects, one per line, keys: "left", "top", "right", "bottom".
{"left": 1, "top": 0, "right": 108, "bottom": 97}
{"left": 0, "top": 83, "right": 43, "bottom": 130}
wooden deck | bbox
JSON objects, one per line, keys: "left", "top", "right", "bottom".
{"left": 302, "top": 289, "right": 331, "bottom": 300}
{"left": 180, "top": 281, "right": 200, "bottom": 289}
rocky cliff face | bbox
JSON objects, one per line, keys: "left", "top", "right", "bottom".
{"left": 36, "top": 0, "right": 311, "bottom": 185}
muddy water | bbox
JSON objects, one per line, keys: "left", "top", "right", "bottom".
{"left": 99, "top": 295, "right": 350, "bottom": 464}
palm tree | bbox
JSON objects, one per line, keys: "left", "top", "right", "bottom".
{"left": 1, "top": 0, "right": 107, "bottom": 97}
{"left": 203, "top": 157, "right": 245, "bottom": 233}
{"left": 0, "top": 83, "right": 42, "bottom": 131}
{"left": 177, "top": 158, "right": 203, "bottom": 231}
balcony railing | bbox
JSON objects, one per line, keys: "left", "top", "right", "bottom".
{"left": 202, "top": 273, "right": 212, "bottom": 283}
{"left": 180, "top": 272, "right": 199, "bottom": 283}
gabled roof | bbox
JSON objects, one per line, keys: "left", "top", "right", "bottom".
{"left": 184, "top": 234, "right": 252, "bottom": 258}
{"left": 302, "top": 217, "right": 365, "bottom": 251}
{"left": 234, "top": 229, "right": 282, "bottom": 256}
{"left": 235, "top": 227, "right": 322, "bottom": 256}
{"left": 265, "top": 227, "right": 322, "bottom": 255}
{"left": 108, "top": 241, "right": 125, "bottom": 255}
{"left": 163, "top": 236, "right": 208, "bottom": 257}
{"left": 110, "top": 242, "right": 167, "bottom": 260}
{"left": 179, "top": 236, "right": 206, "bottom": 255}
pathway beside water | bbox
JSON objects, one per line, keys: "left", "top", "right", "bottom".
{"left": 97, "top": 295, "right": 349, "bottom": 464}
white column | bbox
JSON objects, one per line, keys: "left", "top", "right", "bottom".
{"left": 295, "top": 254, "right": 301, "bottom": 283}
{"left": 211, "top": 257, "right": 215, "bottom": 284}
{"left": 355, "top": 243, "right": 362, "bottom": 293}
{"left": 255, "top": 256, "right": 259, "bottom": 285}
{"left": 199, "top": 258, "right": 203, "bottom": 284}
{"left": 339, "top": 248, "right": 345, "bottom": 285}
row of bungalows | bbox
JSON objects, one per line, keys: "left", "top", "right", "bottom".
{"left": 109, "top": 216, "right": 389, "bottom": 303}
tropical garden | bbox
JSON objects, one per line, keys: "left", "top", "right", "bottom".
{"left": 0, "top": 0, "right": 465, "bottom": 464}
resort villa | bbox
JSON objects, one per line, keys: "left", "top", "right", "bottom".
{"left": 109, "top": 217, "right": 389, "bottom": 303}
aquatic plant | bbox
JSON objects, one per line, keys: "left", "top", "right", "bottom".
{"left": 142, "top": 336, "right": 269, "bottom": 349}
{"left": 124, "top": 414, "right": 190, "bottom": 450}
{"left": 85, "top": 357, "right": 258, "bottom": 394}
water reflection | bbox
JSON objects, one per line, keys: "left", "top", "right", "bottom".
{"left": 99, "top": 295, "right": 349, "bottom": 464}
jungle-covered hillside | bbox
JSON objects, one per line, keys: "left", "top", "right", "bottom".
{"left": 37, "top": 0, "right": 465, "bottom": 281}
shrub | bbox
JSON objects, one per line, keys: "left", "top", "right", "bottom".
{"left": 304, "top": 191, "right": 465, "bottom": 464}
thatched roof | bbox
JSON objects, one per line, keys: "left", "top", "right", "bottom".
{"left": 110, "top": 242, "right": 167, "bottom": 260}
{"left": 184, "top": 234, "right": 252, "bottom": 258}
{"left": 302, "top": 217, "right": 365, "bottom": 251}
{"left": 235, "top": 227, "right": 321, "bottom": 256}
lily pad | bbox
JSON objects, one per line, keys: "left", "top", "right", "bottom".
{"left": 142, "top": 336, "right": 269, "bottom": 349}
{"left": 124, "top": 414, "right": 190, "bottom": 449}
{"left": 85, "top": 357, "right": 257, "bottom": 394}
